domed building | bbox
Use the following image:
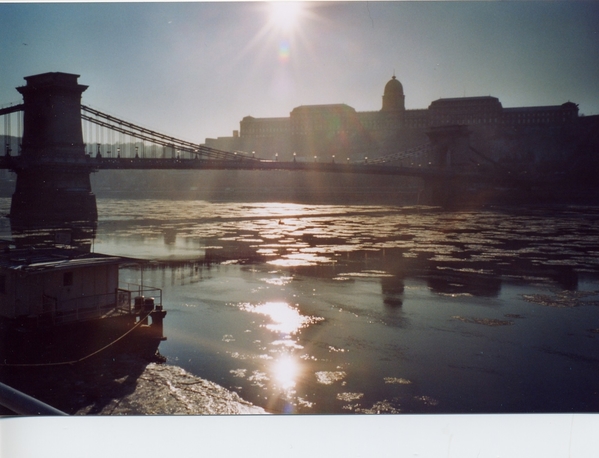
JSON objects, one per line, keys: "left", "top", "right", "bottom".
{"left": 205, "top": 74, "right": 580, "bottom": 163}
{"left": 381, "top": 75, "right": 405, "bottom": 112}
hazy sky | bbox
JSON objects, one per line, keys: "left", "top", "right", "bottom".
{"left": 1, "top": 1, "right": 598, "bottom": 144}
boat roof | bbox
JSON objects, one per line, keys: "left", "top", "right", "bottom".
{"left": 0, "top": 247, "right": 125, "bottom": 273}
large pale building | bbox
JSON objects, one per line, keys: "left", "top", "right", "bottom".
{"left": 205, "top": 76, "right": 581, "bottom": 164}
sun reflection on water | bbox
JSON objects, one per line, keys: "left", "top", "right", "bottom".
{"left": 236, "top": 300, "right": 323, "bottom": 403}
{"left": 239, "top": 301, "right": 319, "bottom": 335}
{"left": 267, "top": 253, "right": 334, "bottom": 267}
{"left": 272, "top": 354, "right": 298, "bottom": 390}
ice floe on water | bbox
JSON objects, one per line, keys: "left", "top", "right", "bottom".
{"left": 355, "top": 400, "right": 402, "bottom": 414}
{"left": 315, "top": 370, "right": 347, "bottom": 385}
{"left": 247, "top": 370, "right": 269, "bottom": 388}
{"left": 451, "top": 316, "right": 514, "bottom": 326}
{"left": 77, "top": 363, "right": 266, "bottom": 415}
{"left": 414, "top": 395, "right": 439, "bottom": 406}
{"left": 336, "top": 392, "right": 364, "bottom": 402}
{"left": 230, "top": 368, "right": 247, "bottom": 378}
{"left": 384, "top": 377, "right": 412, "bottom": 385}
{"left": 522, "top": 289, "right": 599, "bottom": 308}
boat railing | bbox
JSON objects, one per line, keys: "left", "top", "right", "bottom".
{"left": 118, "top": 283, "right": 163, "bottom": 310}
{"left": 116, "top": 288, "right": 132, "bottom": 314}
{"left": 36, "top": 284, "right": 162, "bottom": 327}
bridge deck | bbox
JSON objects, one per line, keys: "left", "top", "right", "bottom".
{"left": 0, "top": 156, "right": 489, "bottom": 180}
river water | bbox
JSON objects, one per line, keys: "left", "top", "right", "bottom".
{"left": 3, "top": 198, "right": 599, "bottom": 414}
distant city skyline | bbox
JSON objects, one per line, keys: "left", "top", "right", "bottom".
{"left": 1, "top": 1, "right": 598, "bottom": 144}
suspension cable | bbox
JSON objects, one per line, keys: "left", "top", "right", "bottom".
{"left": 81, "top": 105, "right": 257, "bottom": 161}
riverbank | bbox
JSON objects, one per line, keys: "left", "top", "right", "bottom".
{"left": 75, "top": 358, "right": 266, "bottom": 415}
{"left": 0, "top": 335, "right": 266, "bottom": 415}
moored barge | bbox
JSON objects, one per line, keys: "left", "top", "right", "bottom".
{"left": 0, "top": 245, "right": 166, "bottom": 365}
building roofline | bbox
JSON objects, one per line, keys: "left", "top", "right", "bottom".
{"left": 430, "top": 96, "right": 500, "bottom": 103}
{"left": 503, "top": 104, "right": 574, "bottom": 112}
{"left": 291, "top": 103, "right": 356, "bottom": 111}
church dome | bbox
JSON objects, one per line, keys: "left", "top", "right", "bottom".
{"left": 381, "top": 75, "right": 405, "bottom": 112}
{"left": 384, "top": 75, "right": 404, "bottom": 96}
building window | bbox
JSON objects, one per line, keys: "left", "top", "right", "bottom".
{"left": 63, "top": 272, "right": 73, "bottom": 287}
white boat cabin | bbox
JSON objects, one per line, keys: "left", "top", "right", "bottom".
{"left": 0, "top": 247, "right": 127, "bottom": 325}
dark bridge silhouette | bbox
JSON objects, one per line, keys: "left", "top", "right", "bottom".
{"left": 0, "top": 72, "right": 524, "bottom": 243}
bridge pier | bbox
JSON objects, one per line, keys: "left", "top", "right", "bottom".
{"left": 419, "top": 125, "right": 479, "bottom": 207}
{"left": 418, "top": 176, "right": 467, "bottom": 207}
{"left": 10, "top": 73, "right": 97, "bottom": 248}
{"left": 426, "top": 125, "right": 472, "bottom": 168}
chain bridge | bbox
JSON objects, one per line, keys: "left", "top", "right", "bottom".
{"left": 0, "top": 72, "right": 519, "bottom": 233}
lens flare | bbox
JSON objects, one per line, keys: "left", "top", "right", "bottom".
{"left": 278, "top": 40, "right": 291, "bottom": 63}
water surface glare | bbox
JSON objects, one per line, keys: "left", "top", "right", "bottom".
{"left": 93, "top": 200, "right": 599, "bottom": 414}
{"left": 6, "top": 198, "right": 597, "bottom": 414}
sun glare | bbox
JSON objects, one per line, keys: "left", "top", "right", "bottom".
{"left": 272, "top": 354, "right": 298, "bottom": 390}
{"left": 246, "top": 301, "right": 307, "bottom": 335}
{"left": 239, "top": 1, "right": 318, "bottom": 71}
{"left": 269, "top": 2, "right": 304, "bottom": 32}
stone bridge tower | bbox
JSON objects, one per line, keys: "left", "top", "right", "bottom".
{"left": 426, "top": 125, "right": 472, "bottom": 169}
{"left": 10, "top": 72, "right": 97, "bottom": 246}
{"left": 421, "top": 125, "right": 475, "bottom": 207}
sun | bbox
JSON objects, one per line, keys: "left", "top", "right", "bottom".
{"left": 268, "top": 2, "right": 304, "bottom": 32}
{"left": 239, "top": 1, "right": 317, "bottom": 70}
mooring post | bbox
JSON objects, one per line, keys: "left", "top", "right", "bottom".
{"left": 150, "top": 307, "right": 167, "bottom": 341}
